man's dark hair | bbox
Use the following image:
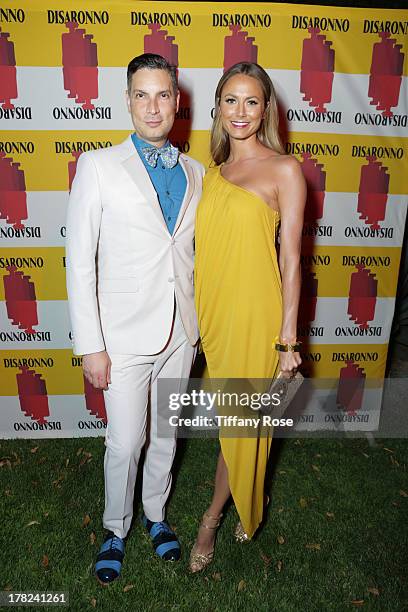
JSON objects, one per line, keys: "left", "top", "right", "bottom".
{"left": 127, "top": 53, "right": 178, "bottom": 95}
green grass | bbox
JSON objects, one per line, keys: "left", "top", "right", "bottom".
{"left": 0, "top": 436, "right": 407, "bottom": 611}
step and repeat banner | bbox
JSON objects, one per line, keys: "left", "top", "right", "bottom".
{"left": 0, "top": 1, "right": 407, "bottom": 437}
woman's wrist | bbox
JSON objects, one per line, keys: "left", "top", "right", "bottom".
{"left": 280, "top": 337, "right": 297, "bottom": 344}
{"left": 278, "top": 332, "right": 298, "bottom": 344}
{"left": 275, "top": 336, "right": 301, "bottom": 352}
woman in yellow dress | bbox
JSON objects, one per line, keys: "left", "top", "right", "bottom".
{"left": 189, "top": 62, "right": 306, "bottom": 573}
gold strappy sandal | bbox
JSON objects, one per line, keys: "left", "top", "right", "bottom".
{"left": 234, "top": 520, "right": 249, "bottom": 542}
{"left": 234, "top": 495, "right": 270, "bottom": 543}
{"left": 189, "top": 511, "right": 223, "bottom": 573}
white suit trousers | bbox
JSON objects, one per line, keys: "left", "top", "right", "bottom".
{"left": 102, "top": 304, "right": 195, "bottom": 539}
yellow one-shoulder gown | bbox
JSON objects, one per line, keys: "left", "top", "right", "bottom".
{"left": 195, "top": 165, "right": 283, "bottom": 539}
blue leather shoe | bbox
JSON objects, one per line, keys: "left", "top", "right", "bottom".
{"left": 95, "top": 531, "right": 125, "bottom": 585}
{"left": 142, "top": 515, "right": 181, "bottom": 561}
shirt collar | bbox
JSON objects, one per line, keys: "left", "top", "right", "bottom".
{"left": 131, "top": 132, "right": 170, "bottom": 152}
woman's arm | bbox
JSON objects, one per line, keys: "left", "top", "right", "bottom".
{"left": 276, "top": 156, "right": 306, "bottom": 374}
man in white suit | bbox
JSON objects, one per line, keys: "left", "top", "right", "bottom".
{"left": 66, "top": 54, "right": 204, "bottom": 585}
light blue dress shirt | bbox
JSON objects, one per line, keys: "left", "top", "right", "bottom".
{"left": 131, "top": 133, "right": 187, "bottom": 234}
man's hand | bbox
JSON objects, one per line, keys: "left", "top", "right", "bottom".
{"left": 83, "top": 351, "right": 112, "bottom": 390}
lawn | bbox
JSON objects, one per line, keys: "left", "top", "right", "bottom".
{"left": 1, "top": 435, "right": 407, "bottom": 611}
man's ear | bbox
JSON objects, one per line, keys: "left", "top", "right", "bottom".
{"left": 175, "top": 89, "right": 180, "bottom": 113}
{"left": 125, "top": 89, "right": 131, "bottom": 113}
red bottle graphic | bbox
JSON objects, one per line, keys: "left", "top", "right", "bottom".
{"left": 300, "top": 152, "right": 326, "bottom": 222}
{"left": 62, "top": 22, "right": 98, "bottom": 110}
{"left": 144, "top": 23, "right": 178, "bottom": 66}
{"left": 224, "top": 25, "right": 257, "bottom": 72}
{"left": 0, "top": 27, "right": 17, "bottom": 109}
{"left": 299, "top": 268, "right": 318, "bottom": 324}
{"left": 358, "top": 155, "right": 389, "bottom": 230}
{"left": 300, "top": 28, "right": 334, "bottom": 113}
{"left": 16, "top": 366, "right": 49, "bottom": 424}
{"left": 347, "top": 265, "right": 377, "bottom": 330}
{"left": 368, "top": 31, "right": 404, "bottom": 117}
{"left": 83, "top": 375, "right": 107, "bottom": 422}
{"left": 0, "top": 152, "right": 28, "bottom": 229}
{"left": 3, "top": 266, "right": 38, "bottom": 334}
{"left": 336, "top": 361, "right": 366, "bottom": 416}
{"left": 68, "top": 151, "right": 82, "bottom": 191}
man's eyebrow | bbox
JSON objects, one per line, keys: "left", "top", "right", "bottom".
{"left": 132, "top": 89, "right": 172, "bottom": 95}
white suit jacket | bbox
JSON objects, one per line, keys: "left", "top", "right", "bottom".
{"left": 65, "top": 135, "right": 205, "bottom": 356}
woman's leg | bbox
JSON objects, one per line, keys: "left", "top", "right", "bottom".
{"left": 193, "top": 449, "right": 230, "bottom": 554}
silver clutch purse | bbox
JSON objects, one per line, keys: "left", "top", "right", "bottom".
{"left": 261, "top": 371, "right": 304, "bottom": 416}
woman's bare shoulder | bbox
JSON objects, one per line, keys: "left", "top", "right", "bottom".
{"left": 265, "top": 152, "right": 300, "bottom": 170}
{"left": 257, "top": 152, "right": 301, "bottom": 184}
{"left": 266, "top": 153, "right": 304, "bottom": 188}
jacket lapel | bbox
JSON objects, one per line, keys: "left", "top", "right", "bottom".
{"left": 120, "top": 136, "right": 168, "bottom": 231}
{"left": 119, "top": 136, "right": 196, "bottom": 236}
{"left": 173, "top": 155, "right": 195, "bottom": 236}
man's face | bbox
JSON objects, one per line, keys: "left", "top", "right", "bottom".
{"left": 126, "top": 68, "right": 179, "bottom": 147}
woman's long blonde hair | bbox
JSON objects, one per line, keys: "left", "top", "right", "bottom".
{"left": 211, "top": 62, "right": 284, "bottom": 165}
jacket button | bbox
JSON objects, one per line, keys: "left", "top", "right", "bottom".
{"left": 168, "top": 277, "right": 174, "bottom": 283}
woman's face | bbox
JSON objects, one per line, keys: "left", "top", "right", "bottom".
{"left": 219, "top": 74, "right": 266, "bottom": 141}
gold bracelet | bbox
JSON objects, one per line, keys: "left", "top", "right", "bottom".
{"left": 275, "top": 341, "right": 302, "bottom": 352}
